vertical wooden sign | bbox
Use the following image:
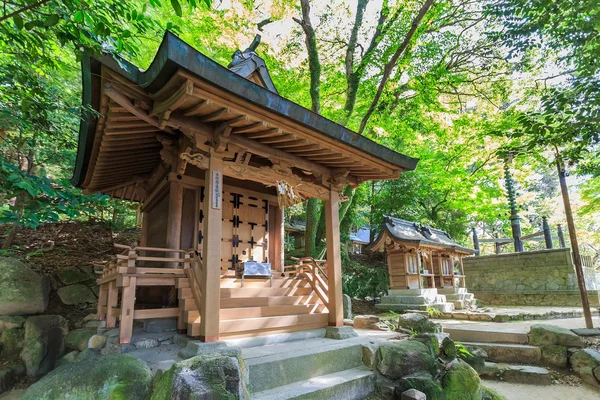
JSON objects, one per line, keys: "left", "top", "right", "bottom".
{"left": 212, "top": 171, "right": 222, "bottom": 210}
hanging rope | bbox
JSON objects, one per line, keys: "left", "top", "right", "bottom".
{"left": 276, "top": 180, "right": 303, "bottom": 208}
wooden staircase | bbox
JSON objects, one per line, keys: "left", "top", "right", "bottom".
{"left": 176, "top": 274, "right": 329, "bottom": 339}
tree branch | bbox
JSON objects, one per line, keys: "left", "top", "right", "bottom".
{"left": 0, "top": 0, "right": 50, "bottom": 23}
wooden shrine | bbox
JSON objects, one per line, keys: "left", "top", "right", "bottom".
{"left": 72, "top": 33, "right": 418, "bottom": 343}
{"left": 370, "top": 217, "right": 477, "bottom": 290}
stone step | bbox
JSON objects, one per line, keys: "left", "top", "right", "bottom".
{"left": 444, "top": 293, "right": 474, "bottom": 301}
{"left": 437, "top": 288, "right": 468, "bottom": 294}
{"left": 462, "top": 342, "right": 541, "bottom": 364}
{"left": 252, "top": 367, "right": 376, "bottom": 400}
{"left": 501, "top": 365, "right": 552, "bottom": 385}
{"left": 376, "top": 302, "right": 455, "bottom": 313}
{"left": 244, "top": 338, "right": 364, "bottom": 393}
{"left": 445, "top": 328, "right": 529, "bottom": 344}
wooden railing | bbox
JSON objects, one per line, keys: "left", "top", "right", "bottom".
{"left": 287, "top": 257, "right": 329, "bottom": 310}
{"left": 185, "top": 250, "right": 204, "bottom": 318}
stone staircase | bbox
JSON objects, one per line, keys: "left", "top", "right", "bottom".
{"left": 445, "top": 327, "right": 551, "bottom": 385}
{"left": 375, "top": 288, "right": 455, "bottom": 313}
{"left": 243, "top": 336, "right": 377, "bottom": 399}
{"left": 437, "top": 288, "right": 476, "bottom": 310}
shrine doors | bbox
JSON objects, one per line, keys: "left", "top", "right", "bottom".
{"left": 197, "top": 186, "right": 269, "bottom": 275}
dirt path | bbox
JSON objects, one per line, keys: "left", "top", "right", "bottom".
{"left": 484, "top": 382, "right": 599, "bottom": 400}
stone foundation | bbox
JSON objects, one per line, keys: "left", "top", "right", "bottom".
{"left": 464, "top": 248, "right": 600, "bottom": 307}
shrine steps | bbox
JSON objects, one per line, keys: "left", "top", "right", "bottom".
{"left": 177, "top": 276, "right": 329, "bottom": 339}
{"left": 376, "top": 288, "right": 455, "bottom": 313}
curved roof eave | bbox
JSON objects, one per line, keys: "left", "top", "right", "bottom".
{"left": 72, "top": 31, "right": 419, "bottom": 187}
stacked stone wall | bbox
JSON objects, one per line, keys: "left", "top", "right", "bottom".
{"left": 463, "top": 248, "right": 600, "bottom": 306}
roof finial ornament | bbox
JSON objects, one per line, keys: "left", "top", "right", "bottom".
{"left": 228, "top": 34, "right": 262, "bottom": 69}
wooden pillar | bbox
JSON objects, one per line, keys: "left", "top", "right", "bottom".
{"left": 119, "top": 277, "right": 136, "bottom": 344}
{"left": 275, "top": 206, "right": 285, "bottom": 275}
{"left": 199, "top": 154, "right": 223, "bottom": 342}
{"left": 106, "top": 280, "right": 118, "bottom": 328}
{"left": 139, "top": 211, "right": 149, "bottom": 247}
{"left": 325, "top": 190, "right": 343, "bottom": 327}
{"left": 166, "top": 180, "right": 184, "bottom": 265}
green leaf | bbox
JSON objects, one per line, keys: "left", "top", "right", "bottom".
{"left": 74, "top": 11, "right": 84, "bottom": 23}
{"left": 170, "top": 0, "right": 182, "bottom": 17}
{"left": 13, "top": 16, "right": 24, "bottom": 30}
{"left": 44, "top": 14, "right": 60, "bottom": 27}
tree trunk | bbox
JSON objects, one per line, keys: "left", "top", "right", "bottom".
{"left": 304, "top": 198, "right": 320, "bottom": 257}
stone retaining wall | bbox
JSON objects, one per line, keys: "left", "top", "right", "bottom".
{"left": 463, "top": 248, "right": 600, "bottom": 306}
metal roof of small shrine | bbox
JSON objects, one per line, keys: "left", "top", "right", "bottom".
{"left": 370, "top": 216, "right": 477, "bottom": 254}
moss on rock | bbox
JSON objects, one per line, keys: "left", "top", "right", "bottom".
{"left": 21, "top": 354, "right": 152, "bottom": 400}
{"left": 529, "top": 324, "right": 584, "bottom": 348}
{"left": 481, "top": 386, "right": 506, "bottom": 400}
{"left": 152, "top": 354, "right": 247, "bottom": 399}
{"left": 441, "top": 359, "right": 482, "bottom": 400}
{"left": 395, "top": 371, "right": 443, "bottom": 400}
{"left": 377, "top": 340, "right": 436, "bottom": 380}
{"left": 65, "top": 329, "right": 96, "bottom": 351}
{"left": 541, "top": 345, "right": 568, "bottom": 368}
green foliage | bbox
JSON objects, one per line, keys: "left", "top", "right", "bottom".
{"left": 341, "top": 252, "right": 388, "bottom": 299}
{"left": 455, "top": 342, "right": 472, "bottom": 360}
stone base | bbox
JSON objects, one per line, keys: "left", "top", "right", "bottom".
{"left": 178, "top": 340, "right": 241, "bottom": 359}
{"left": 473, "top": 290, "right": 600, "bottom": 307}
{"left": 325, "top": 326, "right": 358, "bottom": 340}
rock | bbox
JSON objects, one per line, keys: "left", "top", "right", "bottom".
{"left": 353, "top": 315, "right": 388, "bottom": 331}
{"left": 75, "top": 349, "right": 100, "bottom": 362}
{"left": 65, "top": 328, "right": 97, "bottom": 351}
{"left": 0, "top": 316, "right": 26, "bottom": 333}
{"left": 397, "top": 313, "right": 442, "bottom": 334}
{"left": 480, "top": 362, "right": 501, "bottom": 380}
{"left": 88, "top": 334, "right": 107, "bottom": 350}
{"left": 0, "top": 257, "right": 49, "bottom": 315}
{"left": 441, "top": 337, "right": 457, "bottom": 359}
{"left": 529, "top": 324, "right": 585, "bottom": 348}
{"left": 375, "top": 375, "right": 396, "bottom": 399}
{"left": 173, "top": 333, "right": 190, "bottom": 348}
{"left": 413, "top": 333, "right": 442, "bottom": 357}
{"left": 395, "top": 371, "right": 443, "bottom": 400}
{"left": 343, "top": 294, "right": 352, "bottom": 319}
{"left": 400, "top": 388, "right": 427, "bottom": 400}
{"left": 133, "top": 337, "right": 159, "bottom": 349}
{"left": 362, "top": 343, "right": 379, "bottom": 369}
{"left": 377, "top": 340, "right": 436, "bottom": 379}
{"left": 57, "top": 284, "right": 96, "bottom": 305}
{"left": 21, "top": 354, "right": 152, "bottom": 400}
{"left": 1, "top": 328, "right": 24, "bottom": 358}
{"left": 143, "top": 318, "right": 177, "bottom": 333}
{"left": 20, "top": 315, "right": 68, "bottom": 377}
{"left": 56, "top": 268, "right": 91, "bottom": 285}
{"left": 100, "top": 336, "right": 135, "bottom": 355}
{"left": 151, "top": 354, "right": 247, "bottom": 400}
{"left": 463, "top": 345, "right": 488, "bottom": 374}
{"left": 325, "top": 326, "right": 358, "bottom": 339}
{"left": 343, "top": 318, "right": 354, "bottom": 326}
{"left": 0, "top": 365, "right": 24, "bottom": 395}
{"left": 481, "top": 386, "right": 505, "bottom": 400}
{"left": 570, "top": 348, "right": 600, "bottom": 386}
{"left": 502, "top": 365, "right": 552, "bottom": 385}
{"left": 83, "top": 320, "right": 106, "bottom": 329}
{"left": 102, "top": 328, "right": 119, "bottom": 338}
{"left": 55, "top": 350, "right": 79, "bottom": 368}
{"left": 541, "top": 345, "right": 568, "bottom": 368}
{"left": 441, "top": 359, "right": 481, "bottom": 400}
{"left": 178, "top": 341, "right": 241, "bottom": 360}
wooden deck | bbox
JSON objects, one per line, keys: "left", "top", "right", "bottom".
{"left": 97, "top": 245, "right": 329, "bottom": 343}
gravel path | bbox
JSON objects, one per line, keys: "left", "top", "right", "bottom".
{"left": 484, "top": 382, "right": 599, "bottom": 400}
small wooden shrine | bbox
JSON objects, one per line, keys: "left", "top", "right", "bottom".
{"left": 370, "top": 217, "right": 477, "bottom": 311}
{"left": 72, "top": 33, "right": 418, "bottom": 343}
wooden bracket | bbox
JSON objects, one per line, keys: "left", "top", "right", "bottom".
{"left": 213, "top": 122, "right": 233, "bottom": 153}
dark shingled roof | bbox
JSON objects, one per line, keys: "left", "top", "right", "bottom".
{"left": 371, "top": 216, "right": 477, "bottom": 254}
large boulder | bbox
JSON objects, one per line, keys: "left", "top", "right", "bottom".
{"left": 529, "top": 324, "right": 585, "bottom": 348}
{"left": 57, "top": 284, "right": 96, "bottom": 305}
{"left": 65, "top": 329, "right": 97, "bottom": 352}
{"left": 441, "top": 359, "right": 482, "bottom": 400}
{"left": 152, "top": 354, "right": 248, "bottom": 400}
{"left": 397, "top": 313, "right": 441, "bottom": 334}
{"left": 377, "top": 340, "right": 436, "bottom": 379}
{"left": 395, "top": 371, "right": 443, "bottom": 400}
{"left": 20, "top": 315, "right": 68, "bottom": 377}
{"left": 540, "top": 345, "right": 568, "bottom": 368}
{"left": 21, "top": 354, "right": 152, "bottom": 400}
{"left": 0, "top": 258, "right": 49, "bottom": 315}
{"left": 569, "top": 348, "right": 600, "bottom": 386}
